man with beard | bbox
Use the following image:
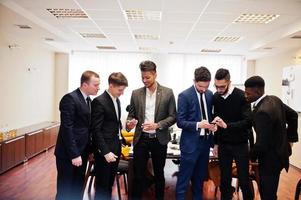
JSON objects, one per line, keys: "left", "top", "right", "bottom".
{"left": 212, "top": 68, "right": 253, "bottom": 200}
{"left": 126, "top": 60, "right": 176, "bottom": 200}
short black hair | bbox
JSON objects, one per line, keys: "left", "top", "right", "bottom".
{"left": 244, "top": 76, "right": 265, "bottom": 88}
{"left": 215, "top": 68, "right": 230, "bottom": 81}
{"left": 108, "top": 72, "right": 128, "bottom": 86}
{"left": 139, "top": 60, "right": 156, "bottom": 72}
{"left": 194, "top": 66, "right": 211, "bottom": 82}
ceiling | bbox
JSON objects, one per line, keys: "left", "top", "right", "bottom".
{"left": 1, "top": 0, "right": 301, "bottom": 59}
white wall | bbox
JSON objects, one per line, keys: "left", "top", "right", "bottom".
{"left": 0, "top": 41, "right": 55, "bottom": 130}
{"left": 250, "top": 47, "right": 301, "bottom": 168}
{"left": 54, "top": 53, "right": 69, "bottom": 121}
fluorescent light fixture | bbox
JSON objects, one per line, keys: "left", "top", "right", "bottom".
{"left": 80, "top": 33, "right": 106, "bottom": 38}
{"left": 125, "top": 10, "right": 161, "bottom": 21}
{"left": 201, "top": 49, "right": 221, "bottom": 53}
{"left": 135, "top": 34, "right": 160, "bottom": 40}
{"left": 214, "top": 36, "right": 241, "bottom": 42}
{"left": 46, "top": 8, "right": 88, "bottom": 19}
{"left": 96, "top": 46, "right": 117, "bottom": 50}
{"left": 233, "top": 13, "right": 279, "bottom": 24}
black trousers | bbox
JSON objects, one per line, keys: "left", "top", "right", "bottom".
{"left": 258, "top": 163, "right": 281, "bottom": 200}
{"left": 131, "top": 135, "right": 167, "bottom": 200}
{"left": 218, "top": 143, "right": 253, "bottom": 200}
{"left": 94, "top": 146, "right": 121, "bottom": 200}
{"left": 55, "top": 155, "right": 88, "bottom": 200}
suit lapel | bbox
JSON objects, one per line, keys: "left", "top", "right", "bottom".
{"left": 104, "top": 91, "right": 118, "bottom": 121}
{"left": 191, "top": 86, "right": 201, "bottom": 120}
{"left": 154, "top": 84, "right": 162, "bottom": 121}
{"left": 139, "top": 88, "right": 146, "bottom": 122}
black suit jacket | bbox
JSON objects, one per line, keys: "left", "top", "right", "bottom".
{"left": 55, "top": 88, "right": 91, "bottom": 160}
{"left": 91, "top": 91, "right": 122, "bottom": 156}
{"left": 252, "top": 95, "right": 298, "bottom": 172}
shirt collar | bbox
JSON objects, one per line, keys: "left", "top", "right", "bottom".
{"left": 253, "top": 94, "right": 266, "bottom": 107}
{"left": 79, "top": 88, "right": 88, "bottom": 100}
{"left": 146, "top": 83, "right": 157, "bottom": 96}
{"left": 106, "top": 90, "right": 117, "bottom": 101}
{"left": 221, "top": 85, "right": 234, "bottom": 99}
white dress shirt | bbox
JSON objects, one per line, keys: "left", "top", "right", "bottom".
{"left": 144, "top": 86, "right": 157, "bottom": 134}
{"left": 194, "top": 85, "right": 209, "bottom": 136}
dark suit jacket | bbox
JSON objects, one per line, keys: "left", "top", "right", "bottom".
{"left": 177, "top": 86, "right": 213, "bottom": 153}
{"left": 91, "top": 91, "right": 122, "bottom": 156}
{"left": 127, "top": 83, "right": 177, "bottom": 146}
{"left": 252, "top": 95, "right": 298, "bottom": 172}
{"left": 55, "top": 88, "right": 91, "bottom": 160}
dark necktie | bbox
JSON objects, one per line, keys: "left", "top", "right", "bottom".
{"left": 200, "top": 93, "right": 209, "bottom": 137}
{"left": 86, "top": 97, "right": 91, "bottom": 112}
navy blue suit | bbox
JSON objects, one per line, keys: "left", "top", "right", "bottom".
{"left": 176, "top": 86, "right": 213, "bottom": 200}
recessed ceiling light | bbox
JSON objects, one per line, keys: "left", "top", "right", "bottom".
{"left": 15, "top": 24, "right": 32, "bottom": 29}
{"left": 139, "top": 47, "right": 158, "bottom": 51}
{"left": 96, "top": 46, "right": 117, "bottom": 50}
{"left": 201, "top": 49, "right": 221, "bottom": 53}
{"left": 233, "top": 13, "right": 279, "bottom": 24}
{"left": 124, "top": 10, "right": 161, "bottom": 21}
{"left": 46, "top": 8, "right": 88, "bottom": 19}
{"left": 80, "top": 33, "right": 106, "bottom": 38}
{"left": 135, "top": 34, "right": 160, "bottom": 40}
{"left": 44, "top": 38, "right": 54, "bottom": 41}
{"left": 214, "top": 36, "right": 241, "bottom": 42}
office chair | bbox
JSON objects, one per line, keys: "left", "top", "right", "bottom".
{"left": 295, "top": 179, "right": 301, "bottom": 200}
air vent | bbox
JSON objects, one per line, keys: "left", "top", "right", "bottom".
{"left": 15, "top": 24, "right": 32, "bottom": 29}
{"left": 233, "top": 13, "right": 279, "bottom": 24}
{"left": 201, "top": 49, "right": 221, "bottom": 53}
{"left": 125, "top": 10, "right": 161, "bottom": 21}
{"left": 135, "top": 34, "right": 159, "bottom": 40}
{"left": 263, "top": 47, "right": 273, "bottom": 50}
{"left": 80, "top": 33, "right": 106, "bottom": 38}
{"left": 46, "top": 8, "right": 88, "bottom": 19}
{"left": 96, "top": 46, "right": 116, "bottom": 50}
{"left": 214, "top": 36, "right": 240, "bottom": 42}
{"left": 291, "top": 35, "right": 301, "bottom": 39}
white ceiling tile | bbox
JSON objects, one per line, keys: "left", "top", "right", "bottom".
{"left": 94, "top": 20, "right": 128, "bottom": 28}
{"left": 163, "top": 11, "right": 199, "bottom": 23}
{"left": 163, "top": 0, "right": 209, "bottom": 12}
{"left": 85, "top": 9, "right": 124, "bottom": 20}
{"left": 120, "top": 0, "right": 163, "bottom": 10}
{"left": 198, "top": 13, "right": 238, "bottom": 23}
{"left": 76, "top": 0, "right": 120, "bottom": 10}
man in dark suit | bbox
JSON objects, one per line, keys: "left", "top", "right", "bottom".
{"left": 126, "top": 60, "right": 176, "bottom": 200}
{"left": 244, "top": 76, "right": 298, "bottom": 200}
{"left": 55, "top": 70, "right": 100, "bottom": 200}
{"left": 91, "top": 72, "right": 128, "bottom": 200}
{"left": 176, "top": 66, "right": 216, "bottom": 200}
{"left": 212, "top": 68, "right": 253, "bottom": 200}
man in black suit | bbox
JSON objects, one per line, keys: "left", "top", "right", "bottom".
{"left": 91, "top": 72, "right": 128, "bottom": 200}
{"left": 55, "top": 70, "right": 100, "bottom": 200}
{"left": 244, "top": 76, "right": 298, "bottom": 200}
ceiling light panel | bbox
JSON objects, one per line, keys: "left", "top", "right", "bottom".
{"left": 135, "top": 34, "right": 160, "bottom": 40}
{"left": 79, "top": 33, "right": 106, "bottom": 38}
{"left": 15, "top": 24, "right": 32, "bottom": 29}
{"left": 46, "top": 8, "right": 88, "bottom": 19}
{"left": 125, "top": 10, "right": 161, "bottom": 21}
{"left": 214, "top": 36, "right": 241, "bottom": 42}
{"left": 139, "top": 47, "right": 158, "bottom": 51}
{"left": 96, "top": 46, "right": 117, "bottom": 50}
{"left": 233, "top": 13, "right": 279, "bottom": 24}
{"left": 201, "top": 49, "right": 221, "bottom": 53}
